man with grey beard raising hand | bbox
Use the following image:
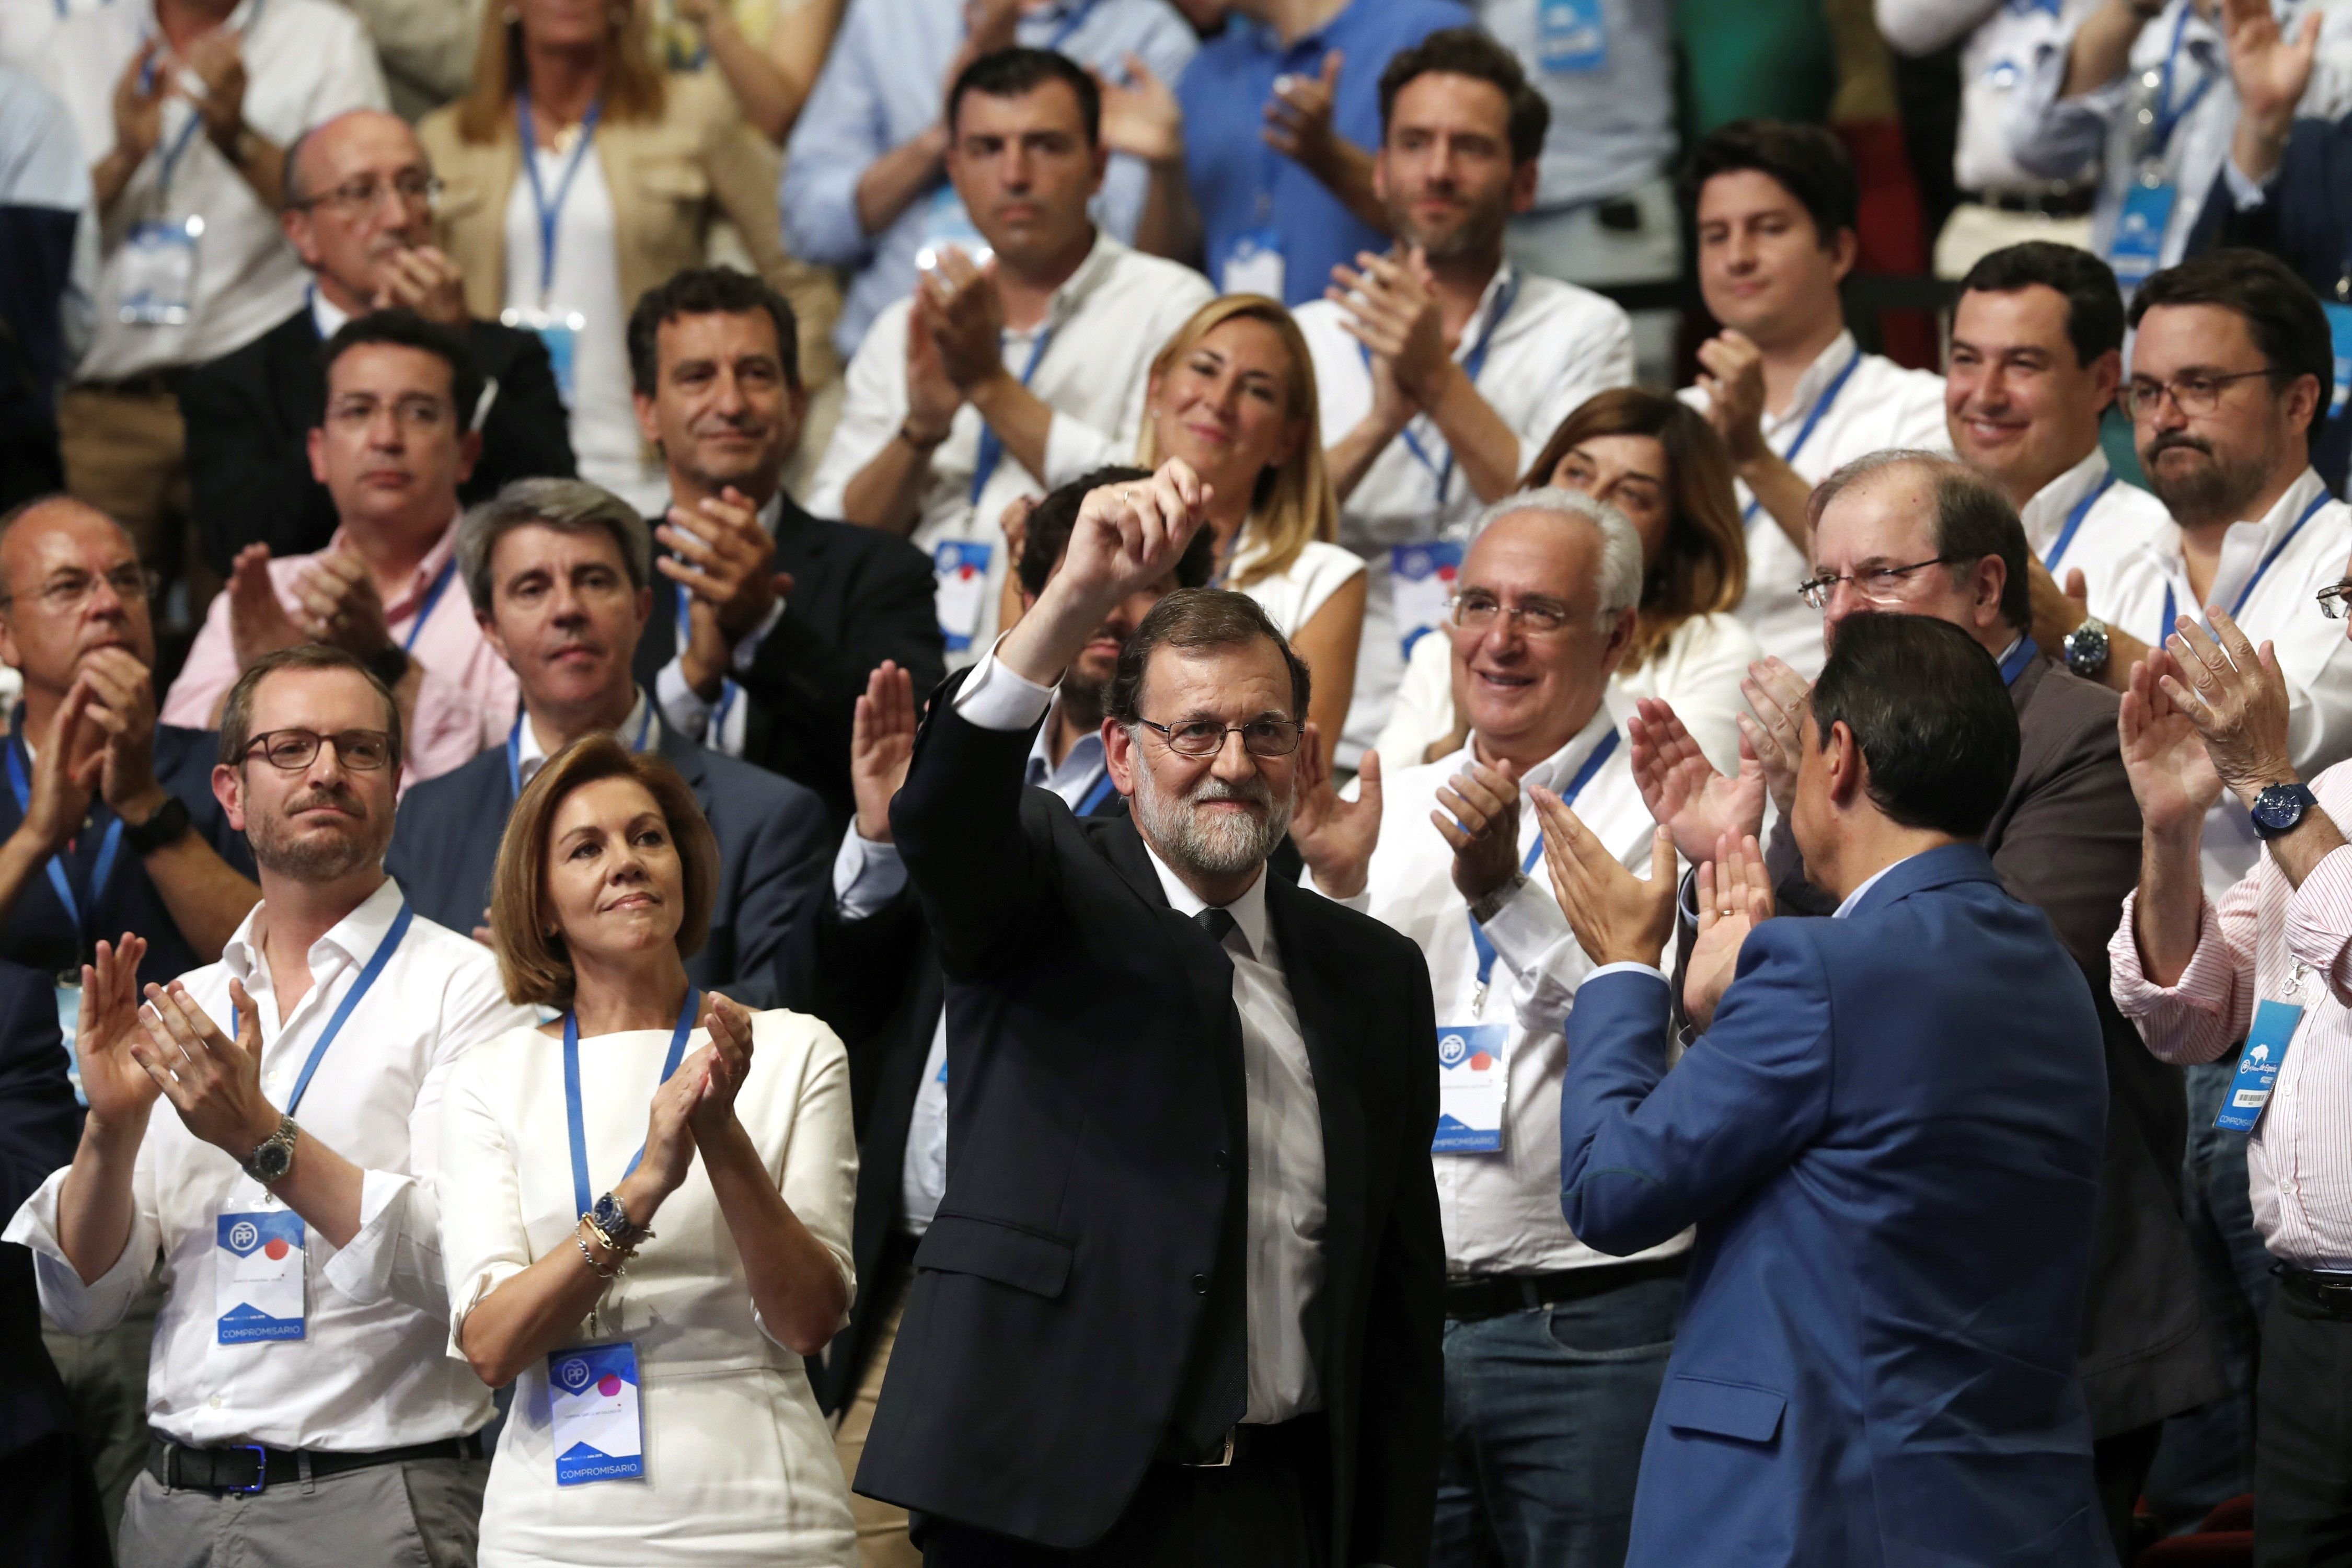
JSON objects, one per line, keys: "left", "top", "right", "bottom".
{"left": 854, "top": 459, "right": 1444, "bottom": 1567}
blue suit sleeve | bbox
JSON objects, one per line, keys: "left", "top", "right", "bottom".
{"left": 781, "top": 8, "right": 892, "bottom": 267}
{"left": 0, "top": 969, "right": 75, "bottom": 1220}
{"left": 1561, "top": 929, "right": 1834, "bottom": 1255}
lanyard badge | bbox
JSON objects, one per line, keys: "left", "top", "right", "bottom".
{"left": 216, "top": 1209, "right": 306, "bottom": 1342}
{"left": 2215, "top": 996, "right": 2304, "bottom": 1133}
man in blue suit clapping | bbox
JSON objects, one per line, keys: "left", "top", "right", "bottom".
{"left": 1530, "top": 612, "right": 2114, "bottom": 1566}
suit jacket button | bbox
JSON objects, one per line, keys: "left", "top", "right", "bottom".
{"left": 1191, "top": 1273, "right": 1209, "bottom": 1294}
{"left": 1214, "top": 1149, "right": 1230, "bottom": 1170}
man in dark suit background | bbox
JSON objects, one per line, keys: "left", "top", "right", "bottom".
{"left": 177, "top": 109, "right": 575, "bottom": 579}
{"left": 1633, "top": 451, "right": 2221, "bottom": 1559}
{"left": 625, "top": 267, "right": 943, "bottom": 827}
{"left": 810, "top": 467, "right": 1210, "bottom": 1564}
{"left": 1535, "top": 613, "right": 2112, "bottom": 1565}
{"left": 853, "top": 460, "right": 1443, "bottom": 1565}
{"left": 385, "top": 477, "right": 827, "bottom": 1009}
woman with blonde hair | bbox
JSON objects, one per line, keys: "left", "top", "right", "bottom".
{"left": 1137, "top": 294, "right": 1366, "bottom": 767}
{"left": 419, "top": 0, "right": 841, "bottom": 511}
{"left": 1375, "top": 387, "right": 1760, "bottom": 769}
{"left": 438, "top": 734, "right": 857, "bottom": 1565}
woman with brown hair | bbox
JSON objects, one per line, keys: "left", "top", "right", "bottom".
{"left": 436, "top": 734, "right": 857, "bottom": 1565}
{"left": 1374, "top": 387, "right": 1761, "bottom": 769}
{"left": 418, "top": 0, "right": 840, "bottom": 512}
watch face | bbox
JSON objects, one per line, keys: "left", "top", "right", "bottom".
{"left": 2253, "top": 786, "right": 2312, "bottom": 836}
{"left": 592, "top": 1194, "right": 629, "bottom": 1239}
{"left": 252, "top": 1140, "right": 293, "bottom": 1181}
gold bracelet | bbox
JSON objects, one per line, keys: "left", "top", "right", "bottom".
{"left": 574, "top": 1232, "right": 624, "bottom": 1278}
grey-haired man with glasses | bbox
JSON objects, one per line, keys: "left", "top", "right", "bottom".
{"left": 179, "top": 108, "right": 575, "bottom": 580}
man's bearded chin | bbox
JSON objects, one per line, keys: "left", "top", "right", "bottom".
{"left": 247, "top": 788, "right": 385, "bottom": 882}
{"left": 2144, "top": 432, "right": 2272, "bottom": 527}
{"left": 1129, "top": 752, "right": 1294, "bottom": 878}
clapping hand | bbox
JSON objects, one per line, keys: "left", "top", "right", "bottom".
{"left": 1328, "top": 246, "right": 1448, "bottom": 406}
{"left": 917, "top": 246, "right": 1007, "bottom": 393}
{"left": 1529, "top": 791, "right": 1678, "bottom": 970}
{"left": 658, "top": 487, "right": 790, "bottom": 644}
{"left": 131, "top": 978, "right": 276, "bottom": 1160}
{"left": 76, "top": 935, "right": 156, "bottom": 1133}
{"left": 2158, "top": 607, "right": 2295, "bottom": 808}
{"left": 1434, "top": 757, "right": 1521, "bottom": 904}
{"left": 1694, "top": 330, "right": 1768, "bottom": 466}
{"left": 2026, "top": 558, "right": 2092, "bottom": 657}
{"left": 17, "top": 680, "right": 105, "bottom": 857}
{"left": 850, "top": 661, "right": 917, "bottom": 845}
{"left": 1686, "top": 832, "right": 1773, "bottom": 1031}
{"left": 1292, "top": 736, "right": 1382, "bottom": 898}
{"left": 1739, "top": 658, "right": 1809, "bottom": 816}
{"left": 1628, "top": 697, "right": 1766, "bottom": 866}
{"left": 77, "top": 647, "right": 168, "bottom": 821}
{"left": 225, "top": 545, "right": 304, "bottom": 671}
{"left": 685, "top": 994, "right": 755, "bottom": 1145}
{"left": 288, "top": 547, "right": 392, "bottom": 659}
{"left": 1262, "top": 50, "right": 1343, "bottom": 175}
{"left": 1094, "top": 53, "right": 1183, "bottom": 166}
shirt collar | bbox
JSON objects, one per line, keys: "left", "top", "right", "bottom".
{"left": 322, "top": 516, "right": 460, "bottom": 622}
{"left": 1832, "top": 851, "right": 1923, "bottom": 918}
{"left": 1771, "top": 329, "right": 1861, "bottom": 430}
{"left": 223, "top": 875, "right": 408, "bottom": 993}
{"left": 2147, "top": 466, "right": 2330, "bottom": 574}
{"left": 309, "top": 286, "right": 352, "bottom": 342}
{"left": 1016, "top": 229, "right": 1118, "bottom": 339}
{"left": 1142, "top": 840, "right": 1273, "bottom": 963}
{"left": 515, "top": 687, "right": 655, "bottom": 788}
{"left": 1023, "top": 698, "right": 1106, "bottom": 799}
{"left": 2019, "top": 443, "right": 2112, "bottom": 544}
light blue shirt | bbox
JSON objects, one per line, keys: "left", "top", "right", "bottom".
{"left": 781, "top": 0, "right": 1198, "bottom": 361}
{"left": 1473, "top": 0, "right": 1674, "bottom": 211}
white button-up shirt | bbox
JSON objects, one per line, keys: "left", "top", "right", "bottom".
{"left": 1879, "top": 0, "right": 2103, "bottom": 195}
{"left": 5, "top": 878, "right": 536, "bottom": 1450}
{"left": 2103, "top": 467, "right": 2352, "bottom": 899}
{"left": 1681, "top": 330, "right": 1951, "bottom": 678}
{"left": 1318, "top": 698, "right": 1693, "bottom": 1275}
{"left": 2021, "top": 445, "right": 2176, "bottom": 621}
{"left": 1298, "top": 266, "right": 1636, "bottom": 765}
{"left": 42, "top": 0, "right": 386, "bottom": 381}
{"left": 512, "top": 687, "right": 656, "bottom": 790}
{"left": 805, "top": 233, "right": 1214, "bottom": 665}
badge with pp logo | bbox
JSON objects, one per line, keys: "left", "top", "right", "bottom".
{"left": 549, "top": 1343, "right": 645, "bottom": 1485}
{"left": 1434, "top": 1023, "right": 1508, "bottom": 1153}
{"left": 932, "top": 540, "right": 993, "bottom": 652}
{"left": 215, "top": 1209, "right": 305, "bottom": 1343}
{"left": 1391, "top": 542, "right": 1463, "bottom": 659}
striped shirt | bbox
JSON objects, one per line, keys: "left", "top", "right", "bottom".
{"left": 2109, "top": 758, "right": 2352, "bottom": 1269}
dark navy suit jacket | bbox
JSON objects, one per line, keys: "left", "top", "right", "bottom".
{"left": 385, "top": 720, "right": 829, "bottom": 1010}
{"left": 0, "top": 961, "right": 77, "bottom": 1455}
{"left": 1565, "top": 845, "right": 2112, "bottom": 1567}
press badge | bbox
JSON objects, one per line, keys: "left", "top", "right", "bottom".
{"left": 2325, "top": 302, "right": 2352, "bottom": 416}
{"left": 2108, "top": 177, "right": 2176, "bottom": 293}
{"left": 549, "top": 1343, "right": 645, "bottom": 1484}
{"left": 1392, "top": 542, "right": 1463, "bottom": 658}
{"left": 933, "top": 540, "right": 992, "bottom": 652}
{"left": 216, "top": 1210, "right": 305, "bottom": 1343}
{"left": 916, "top": 187, "right": 992, "bottom": 273}
{"left": 2215, "top": 998, "right": 2304, "bottom": 1133}
{"left": 1223, "top": 227, "right": 1285, "bottom": 301}
{"left": 501, "top": 306, "right": 584, "bottom": 407}
{"left": 118, "top": 217, "right": 201, "bottom": 326}
{"left": 1434, "top": 1024, "right": 1508, "bottom": 1153}
{"left": 1538, "top": 0, "right": 1607, "bottom": 73}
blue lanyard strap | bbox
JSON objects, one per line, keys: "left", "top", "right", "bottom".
{"left": 6, "top": 736, "right": 124, "bottom": 947}
{"left": 672, "top": 582, "right": 741, "bottom": 736}
{"left": 1999, "top": 636, "right": 2041, "bottom": 686}
{"left": 969, "top": 326, "right": 1057, "bottom": 506}
{"left": 506, "top": 699, "right": 657, "bottom": 798}
{"left": 563, "top": 986, "right": 701, "bottom": 1219}
{"left": 1076, "top": 769, "right": 1117, "bottom": 816}
{"left": 270, "top": 901, "right": 413, "bottom": 1115}
{"left": 1468, "top": 730, "right": 1621, "bottom": 993}
{"left": 1357, "top": 271, "right": 1521, "bottom": 505}
{"left": 1742, "top": 349, "right": 1862, "bottom": 526}
{"left": 515, "top": 88, "right": 604, "bottom": 303}
{"left": 2042, "top": 471, "right": 2114, "bottom": 572}
{"left": 2159, "top": 489, "right": 2330, "bottom": 639}
{"left": 402, "top": 557, "right": 457, "bottom": 654}
{"left": 2150, "top": 5, "right": 2216, "bottom": 159}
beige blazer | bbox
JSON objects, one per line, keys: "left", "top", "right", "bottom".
{"left": 418, "top": 73, "right": 841, "bottom": 392}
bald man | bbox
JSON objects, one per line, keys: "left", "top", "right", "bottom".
{"left": 0, "top": 495, "right": 258, "bottom": 990}
{"left": 178, "top": 108, "right": 574, "bottom": 578}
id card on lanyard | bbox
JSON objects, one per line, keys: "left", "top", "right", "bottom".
{"left": 2109, "top": 5, "right": 2213, "bottom": 292}
{"left": 117, "top": 18, "right": 237, "bottom": 329}
{"left": 546, "top": 987, "right": 698, "bottom": 1485}
{"left": 1537, "top": 0, "right": 1608, "bottom": 73}
{"left": 503, "top": 88, "right": 603, "bottom": 407}
{"left": 2216, "top": 993, "right": 2305, "bottom": 1132}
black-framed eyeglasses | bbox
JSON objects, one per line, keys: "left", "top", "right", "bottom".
{"left": 0, "top": 564, "right": 162, "bottom": 613}
{"left": 242, "top": 729, "right": 394, "bottom": 771}
{"left": 2321, "top": 579, "right": 2352, "bottom": 621}
{"left": 1134, "top": 717, "right": 1304, "bottom": 758}
{"left": 1796, "top": 556, "right": 1964, "bottom": 611}
{"left": 2122, "top": 368, "right": 2275, "bottom": 420}
{"left": 289, "top": 171, "right": 442, "bottom": 215}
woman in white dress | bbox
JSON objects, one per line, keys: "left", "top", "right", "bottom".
{"left": 437, "top": 734, "right": 858, "bottom": 1566}
{"left": 1137, "top": 294, "right": 1367, "bottom": 770}
{"left": 1375, "top": 387, "right": 1760, "bottom": 771}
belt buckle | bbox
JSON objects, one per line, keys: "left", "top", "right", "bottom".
{"left": 1186, "top": 1429, "right": 1237, "bottom": 1469}
{"left": 228, "top": 1444, "right": 269, "bottom": 1495}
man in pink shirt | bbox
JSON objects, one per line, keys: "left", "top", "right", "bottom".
{"left": 163, "top": 312, "right": 516, "bottom": 782}
{"left": 2109, "top": 586, "right": 2352, "bottom": 1564}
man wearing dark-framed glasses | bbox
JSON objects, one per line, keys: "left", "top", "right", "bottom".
{"left": 180, "top": 108, "right": 575, "bottom": 579}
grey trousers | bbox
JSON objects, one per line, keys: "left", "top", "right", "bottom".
{"left": 119, "top": 1455, "right": 487, "bottom": 1568}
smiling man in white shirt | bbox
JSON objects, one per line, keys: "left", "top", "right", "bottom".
{"left": 5, "top": 644, "right": 532, "bottom": 1568}
{"left": 1293, "top": 486, "right": 1683, "bottom": 1568}
{"left": 1296, "top": 29, "right": 1634, "bottom": 769}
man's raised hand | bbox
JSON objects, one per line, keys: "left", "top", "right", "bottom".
{"left": 2119, "top": 647, "right": 2223, "bottom": 837}
{"left": 850, "top": 660, "right": 918, "bottom": 845}
{"left": 1530, "top": 793, "right": 1677, "bottom": 971}
{"left": 1292, "top": 735, "right": 1381, "bottom": 899}
{"left": 1628, "top": 697, "right": 1765, "bottom": 865}
{"left": 1686, "top": 831, "right": 1772, "bottom": 1031}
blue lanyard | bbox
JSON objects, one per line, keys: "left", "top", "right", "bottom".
{"left": 1076, "top": 769, "right": 1117, "bottom": 816}
{"left": 1999, "top": 636, "right": 2040, "bottom": 686}
{"left": 141, "top": 1, "right": 267, "bottom": 197}
{"left": 1742, "top": 348, "right": 1862, "bottom": 526}
{"left": 2159, "top": 489, "right": 2330, "bottom": 639}
{"left": 563, "top": 985, "right": 700, "bottom": 1218}
{"left": 970, "top": 326, "right": 1056, "bottom": 506}
{"left": 230, "top": 901, "right": 414, "bottom": 1112}
{"left": 2042, "top": 471, "right": 2114, "bottom": 571}
{"left": 5, "top": 735, "right": 123, "bottom": 949}
{"left": 402, "top": 557, "right": 457, "bottom": 655}
{"left": 2149, "top": 5, "right": 2216, "bottom": 162}
{"left": 1040, "top": 0, "right": 1103, "bottom": 50}
{"left": 515, "top": 88, "right": 604, "bottom": 304}
{"left": 505, "top": 699, "right": 657, "bottom": 798}
{"left": 672, "top": 582, "right": 741, "bottom": 737}
{"left": 1467, "top": 730, "right": 1621, "bottom": 995}
{"left": 1356, "top": 272, "right": 1521, "bottom": 505}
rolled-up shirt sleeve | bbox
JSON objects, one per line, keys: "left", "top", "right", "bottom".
{"left": 779, "top": 8, "right": 890, "bottom": 268}
{"left": 2109, "top": 878, "right": 2258, "bottom": 1066}
{"left": 2007, "top": 20, "right": 2125, "bottom": 180}
{"left": 2286, "top": 841, "right": 2352, "bottom": 1007}
{"left": 3, "top": 1144, "right": 161, "bottom": 1335}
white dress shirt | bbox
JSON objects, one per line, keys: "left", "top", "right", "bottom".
{"left": 1298, "top": 266, "right": 1636, "bottom": 765}
{"left": 2102, "top": 467, "right": 2352, "bottom": 900}
{"left": 947, "top": 647, "right": 1325, "bottom": 1423}
{"left": 5, "top": 879, "right": 536, "bottom": 1450}
{"left": 1680, "top": 331, "right": 1951, "bottom": 677}
{"left": 805, "top": 233, "right": 1214, "bottom": 664}
{"left": 511, "top": 687, "right": 656, "bottom": 791}
{"left": 2021, "top": 445, "right": 2176, "bottom": 622}
{"left": 43, "top": 0, "right": 387, "bottom": 381}
{"left": 1878, "top": 0, "right": 2103, "bottom": 194}
{"left": 1317, "top": 699, "right": 1693, "bottom": 1276}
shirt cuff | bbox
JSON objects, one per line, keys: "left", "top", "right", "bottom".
{"left": 2222, "top": 155, "right": 2274, "bottom": 211}
{"left": 952, "top": 641, "right": 1054, "bottom": 731}
{"left": 2285, "top": 841, "right": 2352, "bottom": 989}
{"left": 656, "top": 657, "right": 714, "bottom": 742}
{"left": 3, "top": 1166, "right": 151, "bottom": 1334}
{"left": 833, "top": 826, "right": 910, "bottom": 918}
{"left": 731, "top": 598, "right": 787, "bottom": 675}
{"left": 1585, "top": 960, "right": 1671, "bottom": 988}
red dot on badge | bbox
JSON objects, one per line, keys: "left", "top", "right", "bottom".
{"left": 263, "top": 1238, "right": 289, "bottom": 1261}
{"left": 1469, "top": 1052, "right": 1493, "bottom": 1071}
{"left": 597, "top": 1374, "right": 622, "bottom": 1397}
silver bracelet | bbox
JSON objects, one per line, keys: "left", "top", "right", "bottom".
{"left": 574, "top": 1231, "right": 625, "bottom": 1279}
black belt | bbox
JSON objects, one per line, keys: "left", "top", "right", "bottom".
{"left": 146, "top": 1431, "right": 482, "bottom": 1495}
{"left": 1444, "top": 1254, "right": 1687, "bottom": 1323}
{"left": 1162, "top": 1411, "right": 1328, "bottom": 1470}
{"left": 2276, "top": 1265, "right": 2352, "bottom": 1322}
{"left": 1977, "top": 187, "right": 2096, "bottom": 219}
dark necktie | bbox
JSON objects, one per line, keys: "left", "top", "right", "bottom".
{"left": 1171, "top": 900, "right": 1248, "bottom": 1453}
{"left": 1194, "top": 906, "right": 1238, "bottom": 949}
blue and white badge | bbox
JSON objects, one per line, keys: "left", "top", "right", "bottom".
{"left": 1392, "top": 541, "right": 1463, "bottom": 658}
{"left": 2216, "top": 997, "right": 2304, "bottom": 1133}
{"left": 933, "top": 540, "right": 993, "bottom": 652}
{"left": 501, "top": 306, "right": 585, "bottom": 408}
{"left": 1434, "top": 1023, "right": 1508, "bottom": 1153}
{"left": 916, "top": 186, "right": 993, "bottom": 273}
{"left": 2325, "top": 302, "right": 2352, "bottom": 417}
{"left": 2108, "top": 177, "right": 2177, "bottom": 293}
{"left": 548, "top": 1342, "right": 645, "bottom": 1485}
{"left": 216, "top": 1210, "right": 305, "bottom": 1343}
{"left": 119, "top": 216, "right": 201, "bottom": 326}
{"left": 53, "top": 978, "right": 84, "bottom": 1108}
{"left": 1537, "top": 0, "right": 1608, "bottom": 73}
{"left": 1222, "top": 226, "right": 1286, "bottom": 302}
